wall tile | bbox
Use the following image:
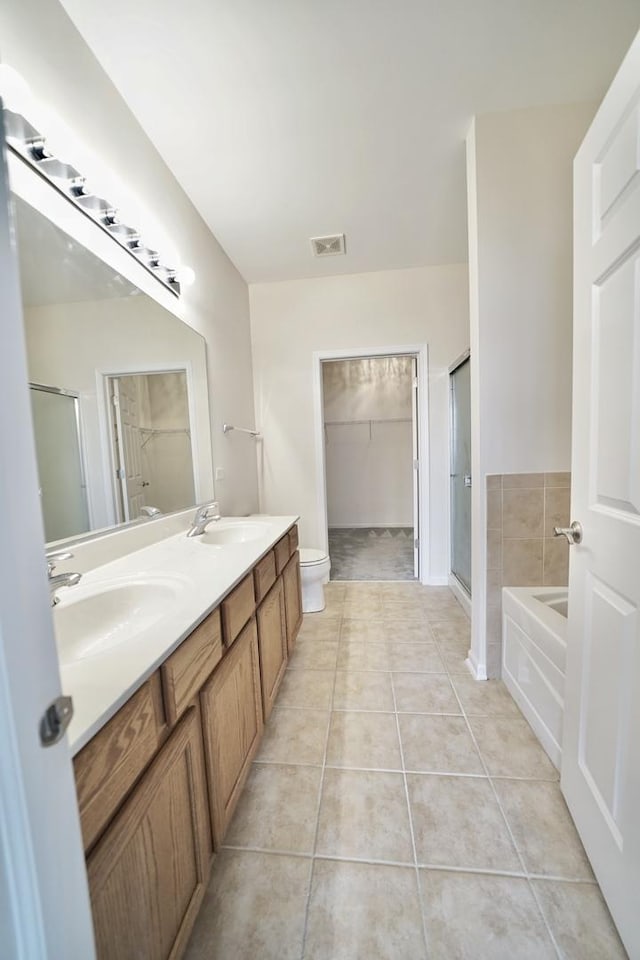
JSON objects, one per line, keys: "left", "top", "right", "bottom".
{"left": 544, "top": 472, "right": 571, "bottom": 488}
{"left": 503, "top": 488, "right": 544, "bottom": 539}
{"left": 486, "top": 643, "right": 502, "bottom": 679}
{"left": 486, "top": 474, "right": 503, "bottom": 490}
{"left": 486, "top": 567, "right": 503, "bottom": 607}
{"left": 486, "top": 528, "right": 502, "bottom": 571}
{"left": 486, "top": 489, "right": 502, "bottom": 530}
{"left": 544, "top": 487, "right": 570, "bottom": 538}
{"left": 543, "top": 537, "right": 569, "bottom": 586}
{"left": 502, "top": 539, "right": 543, "bottom": 586}
{"left": 502, "top": 473, "right": 545, "bottom": 489}
{"left": 486, "top": 604, "right": 502, "bottom": 644}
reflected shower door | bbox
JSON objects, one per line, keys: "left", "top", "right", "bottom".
{"left": 450, "top": 357, "right": 471, "bottom": 594}
{"left": 30, "top": 384, "right": 90, "bottom": 542}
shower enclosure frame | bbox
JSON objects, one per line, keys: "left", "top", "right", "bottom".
{"left": 311, "top": 343, "right": 431, "bottom": 584}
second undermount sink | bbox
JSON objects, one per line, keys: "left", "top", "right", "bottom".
{"left": 54, "top": 577, "right": 185, "bottom": 666}
{"left": 199, "top": 521, "right": 269, "bottom": 545}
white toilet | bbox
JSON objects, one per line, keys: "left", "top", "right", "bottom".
{"left": 299, "top": 548, "right": 331, "bottom": 613}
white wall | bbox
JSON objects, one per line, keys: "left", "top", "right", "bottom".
{"left": 250, "top": 265, "right": 469, "bottom": 581}
{"left": 323, "top": 357, "right": 413, "bottom": 528}
{"left": 24, "top": 296, "right": 213, "bottom": 532}
{"left": 1, "top": 0, "right": 258, "bottom": 516}
{"left": 466, "top": 101, "right": 596, "bottom": 676}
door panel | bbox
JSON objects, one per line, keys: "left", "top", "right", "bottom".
{"left": 563, "top": 31, "right": 640, "bottom": 958}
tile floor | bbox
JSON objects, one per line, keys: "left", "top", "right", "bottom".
{"left": 328, "top": 527, "right": 415, "bottom": 580}
{"left": 185, "top": 581, "right": 627, "bottom": 960}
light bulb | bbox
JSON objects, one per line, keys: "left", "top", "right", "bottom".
{"left": 177, "top": 265, "right": 196, "bottom": 287}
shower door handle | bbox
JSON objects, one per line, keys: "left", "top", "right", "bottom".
{"left": 463, "top": 474, "right": 472, "bottom": 487}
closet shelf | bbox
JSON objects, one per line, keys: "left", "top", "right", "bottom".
{"left": 139, "top": 427, "right": 191, "bottom": 449}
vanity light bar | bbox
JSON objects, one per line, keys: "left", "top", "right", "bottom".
{"left": 3, "top": 107, "right": 182, "bottom": 297}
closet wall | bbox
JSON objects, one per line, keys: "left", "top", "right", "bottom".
{"left": 323, "top": 356, "right": 413, "bottom": 528}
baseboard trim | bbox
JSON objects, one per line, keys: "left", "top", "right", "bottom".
{"left": 424, "top": 575, "right": 449, "bottom": 586}
{"left": 466, "top": 651, "right": 487, "bottom": 681}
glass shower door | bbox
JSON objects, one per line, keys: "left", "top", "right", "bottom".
{"left": 450, "top": 357, "right": 471, "bottom": 594}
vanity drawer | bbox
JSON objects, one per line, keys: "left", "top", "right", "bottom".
{"left": 254, "top": 550, "right": 276, "bottom": 603}
{"left": 162, "top": 608, "right": 223, "bottom": 725}
{"left": 221, "top": 573, "right": 256, "bottom": 647}
{"left": 288, "top": 525, "right": 299, "bottom": 556}
{"left": 74, "top": 673, "right": 166, "bottom": 853}
{"left": 274, "top": 535, "right": 291, "bottom": 575}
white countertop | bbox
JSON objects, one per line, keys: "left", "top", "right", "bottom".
{"left": 59, "top": 515, "right": 298, "bottom": 755}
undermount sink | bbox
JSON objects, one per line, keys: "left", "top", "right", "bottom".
{"left": 54, "top": 577, "right": 185, "bottom": 666}
{"left": 199, "top": 521, "right": 269, "bottom": 545}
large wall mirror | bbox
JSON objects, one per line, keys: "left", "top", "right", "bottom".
{"left": 10, "top": 179, "right": 214, "bottom": 547}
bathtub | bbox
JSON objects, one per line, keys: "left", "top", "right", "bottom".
{"left": 502, "top": 586, "right": 568, "bottom": 770}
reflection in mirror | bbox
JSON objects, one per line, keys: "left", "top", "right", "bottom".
{"left": 12, "top": 193, "right": 214, "bottom": 545}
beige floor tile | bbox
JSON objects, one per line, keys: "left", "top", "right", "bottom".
{"left": 304, "top": 860, "right": 426, "bottom": 960}
{"left": 287, "top": 639, "right": 338, "bottom": 671}
{"left": 316, "top": 768, "right": 413, "bottom": 863}
{"left": 324, "top": 581, "right": 346, "bottom": 600}
{"left": 276, "top": 670, "right": 335, "bottom": 709}
{"left": 224, "top": 763, "right": 322, "bottom": 854}
{"left": 420, "top": 870, "right": 556, "bottom": 959}
{"left": 326, "top": 710, "right": 401, "bottom": 770}
{"left": 385, "top": 619, "right": 435, "bottom": 643}
{"left": 407, "top": 774, "right": 521, "bottom": 871}
{"left": 343, "top": 582, "right": 382, "bottom": 601}
{"left": 336, "top": 641, "right": 391, "bottom": 671}
{"left": 339, "top": 619, "right": 386, "bottom": 643}
{"left": 332, "top": 670, "right": 394, "bottom": 711}
{"left": 435, "top": 638, "right": 471, "bottom": 674}
{"left": 422, "top": 598, "right": 468, "bottom": 621}
{"left": 341, "top": 598, "right": 383, "bottom": 619}
{"left": 184, "top": 850, "right": 311, "bottom": 960}
{"left": 420, "top": 586, "right": 457, "bottom": 602}
{"left": 451, "top": 675, "right": 522, "bottom": 717}
{"left": 399, "top": 714, "right": 483, "bottom": 774}
{"left": 257, "top": 707, "right": 329, "bottom": 765}
{"left": 388, "top": 642, "right": 445, "bottom": 673}
{"left": 380, "top": 581, "right": 424, "bottom": 601}
{"left": 494, "top": 780, "right": 594, "bottom": 879}
{"left": 533, "top": 880, "right": 628, "bottom": 959}
{"left": 298, "top": 618, "right": 342, "bottom": 642}
{"left": 392, "top": 673, "right": 461, "bottom": 714}
{"left": 469, "top": 717, "right": 558, "bottom": 779}
{"left": 381, "top": 600, "right": 426, "bottom": 620}
{"left": 316, "top": 595, "right": 345, "bottom": 619}
{"left": 430, "top": 619, "right": 471, "bottom": 643}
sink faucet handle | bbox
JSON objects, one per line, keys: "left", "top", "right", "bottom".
{"left": 46, "top": 549, "right": 74, "bottom": 576}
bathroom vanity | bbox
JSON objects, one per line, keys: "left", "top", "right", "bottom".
{"left": 65, "top": 518, "right": 302, "bottom": 960}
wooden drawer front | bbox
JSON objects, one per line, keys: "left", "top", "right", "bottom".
{"left": 253, "top": 550, "right": 276, "bottom": 603}
{"left": 283, "top": 553, "right": 303, "bottom": 653}
{"left": 87, "top": 706, "right": 212, "bottom": 960}
{"left": 162, "top": 608, "right": 222, "bottom": 725}
{"left": 74, "top": 673, "right": 166, "bottom": 853}
{"left": 274, "top": 534, "right": 291, "bottom": 575}
{"left": 288, "top": 524, "right": 299, "bottom": 555}
{"left": 200, "top": 617, "right": 264, "bottom": 844}
{"left": 221, "top": 574, "right": 256, "bottom": 647}
{"left": 256, "top": 578, "right": 288, "bottom": 721}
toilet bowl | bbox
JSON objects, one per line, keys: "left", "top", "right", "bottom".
{"left": 299, "top": 548, "right": 331, "bottom": 613}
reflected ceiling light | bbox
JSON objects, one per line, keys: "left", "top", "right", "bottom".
{"left": 0, "top": 64, "right": 182, "bottom": 298}
{"left": 177, "top": 265, "right": 196, "bottom": 287}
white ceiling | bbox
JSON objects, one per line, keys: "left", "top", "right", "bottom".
{"left": 59, "top": 0, "right": 639, "bottom": 283}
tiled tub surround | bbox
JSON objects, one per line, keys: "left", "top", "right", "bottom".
{"left": 486, "top": 473, "right": 571, "bottom": 678}
{"left": 184, "top": 581, "right": 626, "bottom": 960}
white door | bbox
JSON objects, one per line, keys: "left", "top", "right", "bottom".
{"left": 110, "top": 376, "right": 146, "bottom": 521}
{"left": 562, "top": 31, "right": 640, "bottom": 959}
{"left": 411, "top": 356, "right": 420, "bottom": 579}
{"left": 0, "top": 107, "right": 95, "bottom": 957}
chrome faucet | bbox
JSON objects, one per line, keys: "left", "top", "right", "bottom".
{"left": 187, "top": 501, "right": 221, "bottom": 537}
{"left": 46, "top": 550, "right": 82, "bottom": 606}
{"left": 140, "top": 505, "right": 162, "bottom": 518}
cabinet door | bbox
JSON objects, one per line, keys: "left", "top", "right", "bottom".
{"left": 256, "top": 576, "right": 288, "bottom": 721}
{"left": 283, "top": 552, "right": 303, "bottom": 653}
{"left": 87, "top": 706, "right": 211, "bottom": 960}
{"left": 200, "top": 617, "right": 264, "bottom": 845}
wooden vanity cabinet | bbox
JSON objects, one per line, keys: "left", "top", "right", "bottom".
{"left": 282, "top": 552, "right": 303, "bottom": 652}
{"left": 256, "top": 576, "right": 288, "bottom": 720}
{"left": 200, "top": 616, "right": 264, "bottom": 845}
{"left": 87, "top": 706, "right": 211, "bottom": 960}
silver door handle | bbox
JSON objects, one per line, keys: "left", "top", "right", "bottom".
{"left": 463, "top": 474, "right": 472, "bottom": 487}
{"left": 554, "top": 521, "right": 583, "bottom": 545}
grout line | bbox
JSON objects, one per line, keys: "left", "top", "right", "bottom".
{"left": 448, "top": 679, "right": 564, "bottom": 959}
{"left": 389, "top": 670, "right": 430, "bottom": 959}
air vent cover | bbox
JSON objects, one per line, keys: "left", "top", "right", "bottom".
{"left": 310, "top": 233, "right": 346, "bottom": 257}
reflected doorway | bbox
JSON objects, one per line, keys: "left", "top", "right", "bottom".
{"left": 449, "top": 354, "right": 471, "bottom": 595}
{"left": 106, "top": 370, "right": 195, "bottom": 522}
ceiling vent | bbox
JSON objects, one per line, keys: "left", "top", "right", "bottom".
{"left": 310, "top": 233, "right": 346, "bottom": 257}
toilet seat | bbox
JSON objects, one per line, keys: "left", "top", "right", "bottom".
{"left": 299, "top": 548, "right": 328, "bottom": 566}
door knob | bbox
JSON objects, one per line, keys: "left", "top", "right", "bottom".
{"left": 554, "top": 521, "right": 583, "bottom": 545}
